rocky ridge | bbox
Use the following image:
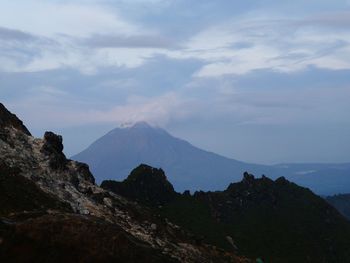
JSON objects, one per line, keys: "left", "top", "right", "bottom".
{"left": 103, "top": 170, "right": 350, "bottom": 262}
{"left": 0, "top": 103, "right": 248, "bottom": 263}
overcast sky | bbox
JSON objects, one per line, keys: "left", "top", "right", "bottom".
{"left": 1, "top": 0, "right": 350, "bottom": 164}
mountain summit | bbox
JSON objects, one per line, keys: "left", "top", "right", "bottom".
{"left": 72, "top": 122, "right": 272, "bottom": 192}
{"left": 73, "top": 122, "right": 350, "bottom": 195}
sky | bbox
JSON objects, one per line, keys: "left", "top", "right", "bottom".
{"left": 1, "top": 0, "right": 350, "bottom": 164}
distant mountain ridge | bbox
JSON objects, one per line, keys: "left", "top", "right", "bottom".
{"left": 72, "top": 122, "right": 350, "bottom": 195}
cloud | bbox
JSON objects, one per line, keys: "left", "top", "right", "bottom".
{"left": 162, "top": 13, "right": 350, "bottom": 77}
{"left": 303, "top": 11, "right": 350, "bottom": 29}
{"left": 85, "top": 93, "right": 193, "bottom": 125}
{"left": 1, "top": 1, "right": 350, "bottom": 76}
{"left": 82, "top": 34, "right": 177, "bottom": 49}
{"left": 1, "top": 0, "right": 349, "bottom": 164}
{"left": 0, "top": 33, "right": 165, "bottom": 73}
{"left": 0, "top": 27, "right": 37, "bottom": 41}
{"left": 0, "top": 0, "right": 181, "bottom": 74}
{"left": 9, "top": 91, "right": 195, "bottom": 128}
{"left": 0, "top": 1, "right": 140, "bottom": 37}
{"left": 30, "top": 86, "right": 68, "bottom": 96}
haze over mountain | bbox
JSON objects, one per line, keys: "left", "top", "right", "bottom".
{"left": 72, "top": 122, "right": 350, "bottom": 195}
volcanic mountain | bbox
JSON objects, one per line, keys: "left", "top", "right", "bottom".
{"left": 72, "top": 122, "right": 273, "bottom": 192}
{"left": 72, "top": 122, "right": 350, "bottom": 195}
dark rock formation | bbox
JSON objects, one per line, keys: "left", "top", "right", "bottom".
{"left": 41, "top": 131, "right": 67, "bottom": 170}
{"left": 42, "top": 131, "right": 64, "bottom": 153}
{"left": 100, "top": 162, "right": 350, "bottom": 262}
{"left": 102, "top": 164, "right": 177, "bottom": 206}
{"left": 160, "top": 174, "right": 350, "bottom": 262}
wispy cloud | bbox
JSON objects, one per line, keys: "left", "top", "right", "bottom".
{"left": 10, "top": 91, "right": 194, "bottom": 128}
{"left": 2, "top": 2, "right": 350, "bottom": 76}
{"left": 82, "top": 34, "right": 177, "bottom": 49}
{"left": 0, "top": 1, "right": 140, "bottom": 37}
{"left": 0, "top": 26, "right": 37, "bottom": 41}
{"left": 175, "top": 14, "right": 350, "bottom": 77}
{"left": 1, "top": 0, "right": 350, "bottom": 162}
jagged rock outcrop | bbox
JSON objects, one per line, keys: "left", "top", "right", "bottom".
{"left": 102, "top": 164, "right": 177, "bottom": 206}
{"left": 176, "top": 175, "right": 350, "bottom": 262}
{"left": 0, "top": 103, "right": 248, "bottom": 263}
{"left": 105, "top": 165, "right": 350, "bottom": 262}
{"left": 41, "top": 131, "right": 68, "bottom": 170}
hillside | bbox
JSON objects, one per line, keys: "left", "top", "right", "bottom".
{"left": 103, "top": 165, "right": 350, "bottom": 263}
{"left": 0, "top": 103, "right": 248, "bottom": 263}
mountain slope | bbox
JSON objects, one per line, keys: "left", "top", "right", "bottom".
{"left": 72, "top": 122, "right": 273, "bottom": 192}
{"left": 72, "top": 122, "right": 350, "bottom": 195}
{"left": 103, "top": 167, "right": 350, "bottom": 263}
{"left": 326, "top": 194, "right": 350, "bottom": 220}
{"left": 0, "top": 103, "right": 249, "bottom": 263}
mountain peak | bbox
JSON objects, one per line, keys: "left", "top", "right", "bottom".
{"left": 130, "top": 121, "right": 154, "bottom": 129}
{"left": 118, "top": 121, "right": 154, "bottom": 129}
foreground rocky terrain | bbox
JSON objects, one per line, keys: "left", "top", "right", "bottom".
{"left": 0, "top": 103, "right": 249, "bottom": 263}
{"left": 103, "top": 165, "right": 350, "bottom": 262}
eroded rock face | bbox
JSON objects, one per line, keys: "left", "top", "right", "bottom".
{"left": 0, "top": 103, "right": 248, "bottom": 263}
